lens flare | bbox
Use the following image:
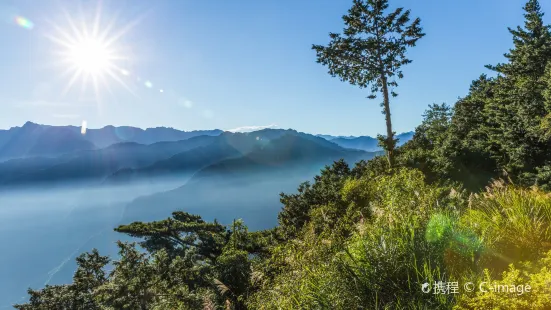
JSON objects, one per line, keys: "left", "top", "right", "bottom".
{"left": 46, "top": 3, "right": 144, "bottom": 100}
{"left": 15, "top": 16, "right": 34, "bottom": 30}
{"left": 81, "top": 120, "right": 87, "bottom": 135}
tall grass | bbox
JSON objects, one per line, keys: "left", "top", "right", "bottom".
{"left": 249, "top": 172, "right": 551, "bottom": 309}
{"left": 460, "top": 181, "right": 551, "bottom": 272}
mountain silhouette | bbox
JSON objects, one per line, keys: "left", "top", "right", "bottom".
{"left": 329, "top": 131, "right": 414, "bottom": 151}
{"left": 0, "top": 122, "right": 412, "bottom": 159}
{"left": 121, "top": 133, "right": 376, "bottom": 225}
{"left": 0, "top": 123, "right": 400, "bottom": 191}
{"left": 0, "top": 135, "right": 218, "bottom": 188}
{"left": 81, "top": 125, "right": 222, "bottom": 148}
{"left": 0, "top": 122, "right": 95, "bottom": 159}
{"left": 0, "top": 122, "right": 222, "bottom": 160}
{"left": 105, "top": 129, "right": 358, "bottom": 184}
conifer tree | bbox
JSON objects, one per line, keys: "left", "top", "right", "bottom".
{"left": 114, "top": 211, "right": 227, "bottom": 260}
{"left": 487, "top": 0, "right": 551, "bottom": 77}
{"left": 484, "top": 0, "right": 551, "bottom": 181}
{"left": 313, "top": 0, "right": 424, "bottom": 167}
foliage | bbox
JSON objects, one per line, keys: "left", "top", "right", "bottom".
{"left": 313, "top": 0, "right": 425, "bottom": 166}
{"left": 458, "top": 182, "right": 551, "bottom": 273}
{"left": 278, "top": 159, "right": 351, "bottom": 240}
{"left": 248, "top": 169, "right": 464, "bottom": 309}
{"left": 114, "top": 211, "right": 228, "bottom": 260}
{"left": 395, "top": 0, "right": 551, "bottom": 190}
{"left": 14, "top": 250, "right": 109, "bottom": 310}
{"left": 454, "top": 251, "right": 551, "bottom": 310}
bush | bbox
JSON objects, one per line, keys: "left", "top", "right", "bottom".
{"left": 458, "top": 181, "right": 551, "bottom": 273}
{"left": 249, "top": 169, "right": 465, "bottom": 309}
{"left": 251, "top": 169, "right": 551, "bottom": 309}
{"left": 455, "top": 251, "right": 551, "bottom": 310}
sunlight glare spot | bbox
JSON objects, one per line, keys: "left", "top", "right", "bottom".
{"left": 15, "top": 16, "right": 34, "bottom": 30}
{"left": 81, "top": 120, "right": 88, "bottom": 135}
{"left": 69, "top": 39, "right": 110, "bottom": 74}
{"left": 144, "top": 81, "right": 152, "bottom": 88}
{"left": 120, "top": 69, "right": 130, "bottom": 76}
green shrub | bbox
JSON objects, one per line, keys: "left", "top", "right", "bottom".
{"left": 249, "top": 169, "right": 465, "bottom": 309}
{"left": 455, "top": 251, "right": 551, "bottom": 310}
{"left": 459, "top": 182, "right": 551, "bottom": 273}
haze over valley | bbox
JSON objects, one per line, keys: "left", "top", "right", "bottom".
{"left": 0, "top": 122, "right": 410, "bottom": 306}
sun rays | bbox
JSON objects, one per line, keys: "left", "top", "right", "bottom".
{"left": 45, "top": 2, "right": 142, "bottom": 100}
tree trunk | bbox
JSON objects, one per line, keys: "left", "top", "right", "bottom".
{"left": 381, "top": 75, "right": 395, "bottom": 167}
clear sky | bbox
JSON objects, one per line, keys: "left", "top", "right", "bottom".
{"left": 0, "top": 0, "right": 549, "bottom": 136}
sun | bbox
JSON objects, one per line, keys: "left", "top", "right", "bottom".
{"left": 68, "top": 38, "right": 112, "bottom": 75}
{"left": 45, "top": 3, "right": 142, "bottom": 98}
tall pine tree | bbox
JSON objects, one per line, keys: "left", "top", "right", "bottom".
{"left": 312, "top": 0, "right": 424, "bottom": 167}
{"left": 487, "top": 0, "right": 551, "bottom": 77}
{"left": 484, "top": 0, "right": 551, "bottom": 182}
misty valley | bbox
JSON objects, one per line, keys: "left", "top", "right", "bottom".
{"left": 0, "top": 122, "right": 396, "bottom": 307}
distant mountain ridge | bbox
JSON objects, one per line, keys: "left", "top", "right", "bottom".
{"left": 0, "top": 122, "right": 95, "bottom": 159}
{"left": 0, "top": 122, "right": 413, "bottom": 159}
{"left": 82, "top": 125, "right": 223, "bottom": 148}
{"left": 316, "top": 134, "right": 357, "bottom": 140}
{"left": 320, "top": 131, "right": 414, "bottom": 152}
{"left": 0, "top": 122, "right": 223, "bottom": 160}
{"left": 0, "top": 135, "right": 220, "bottom": 188}
{"left": 121, "top": 133, "right": 375, "bottom": 224}
{"left": 0, "top": 127, "right": 379, "bottom": 190}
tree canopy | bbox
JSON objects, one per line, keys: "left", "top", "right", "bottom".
{"left": 313, "top": 0, "right": 425, "bottom": 167}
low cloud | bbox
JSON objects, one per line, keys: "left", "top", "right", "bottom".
{"left": 227, "top": 124, "right": 278, "bottom": 133}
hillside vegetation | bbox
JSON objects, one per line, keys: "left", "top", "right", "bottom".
{"left": 14, "top": 0, "right": 551, "bottom": 309}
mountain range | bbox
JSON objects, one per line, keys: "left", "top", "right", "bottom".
{"left": 319, "top": 132, "right": 414, "bottom": 152}
{"left": 0, "top": 122, "right": 415, "bottom": 190}
{"left": 121, "top": 133, "right": 372, "bottom": 226}
{"left": 0, "top": 122, "right": 412, "bottom": 160}
{"left": 0, "top": 124, "right": 386, "bottom": 188}
{"left": 0, "top": 121, "right": 222, "bottom": 160}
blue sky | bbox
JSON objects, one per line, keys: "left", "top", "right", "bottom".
{"left": 0, "top": 0, "right": 549, "bottom": 136}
